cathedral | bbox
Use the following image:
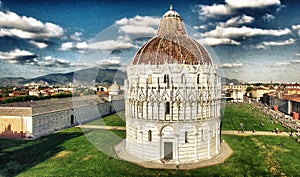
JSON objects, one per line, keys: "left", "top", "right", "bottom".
{"left": 121, "top": 6, "right": 226, "bottom": 166}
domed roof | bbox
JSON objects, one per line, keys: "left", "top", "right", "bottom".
{"left": 132, "top": 6, "right": 212, "bottom": 65}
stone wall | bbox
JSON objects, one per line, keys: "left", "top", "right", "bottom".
{"left": 32, "top": 99, "right": 125, "bottom": 138}
{"left": 0, "top": 98, "right": 125, "bottom": 139}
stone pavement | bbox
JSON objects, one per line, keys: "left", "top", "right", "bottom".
{"left": 76, "top": 125, "right": 126, "bottom": 130}
{"left": 114, "top": 140, "right": 233, "bottom": 170}
{"left": 222, "top": 130, "right": 291, "bottom": 136}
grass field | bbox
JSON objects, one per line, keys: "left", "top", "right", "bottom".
{"left": 87, "top": 112, "right": 125, "bottom": 127}
{"left": 222, "top": 103, "right": 288, "bottom": 132}
{"left": 0, "top": 103, "right": 299, "bottom": 177}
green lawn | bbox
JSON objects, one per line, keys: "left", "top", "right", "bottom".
{"left": 1, "top": 103, "right": 300, "bottom": 177}
{"left": 1, "top": 130, "right": 299, "bottom": 177}
{"left": 86, "top": 112, "right": 125, "bottom": 127}
{"left": 222, "top": 103, "right": 288, "bottom": 132}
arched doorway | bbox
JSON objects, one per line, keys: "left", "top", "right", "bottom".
{"left": 161, "top": 126, "right": 175, "bottom": 160}
{"left": 70, "top": 115, "right": 75, "bottom": 125}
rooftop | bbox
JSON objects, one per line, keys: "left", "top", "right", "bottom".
{"left": 132, "top": 6, "right": 212, "bottom": 65}
{"left": 0, "top": 96, "right": 107, "bottom": 116}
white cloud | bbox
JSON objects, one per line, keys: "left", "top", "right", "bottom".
{"left": 197, "top": 4, "right": 233, "bottom": 18}
{"left": 201, "top": 37, "right": 240, "bottom": 46}
{"left": 75, "top": 42, "right": 88, "bottom": 49}
{"left": 88, "top": 40, "right": 136, "bottom": 50}
{"left": 116, "top": 15, "right": 160, "bottom": 41}
{"left": 116, "top": 15, "right": 160, "bottom": 27}
{"left": 266, "top": 62, "right": 290, "bottom": 67}
{"left": 292, "top": 25, "right": 300, "bottom": 30}
{"left": 256, "top": 38, "right": 295, "bottom": 49}
{"left": 292, "top": 25, "right": 300, "bottom": 36}
{"left": 294, "top": 54, "right": 300, "bottom": 57}
{"left": 70, "top": 32, "right": 82, "bottom": 41}
{"left": 197, "top": 0, "right": 281, "bottom": 18}
{"left": 276, "top": 4, "right": 286, "bottom": 12}
{"left": 266, "top": 59, "right": 300, "bottom": 67}
{"left": 262, "top": 13, "right": 275, "bottom": 22}
{"left": 61, "top": 15, "right": 160, "bottom": 52}
{"left": 119, "top": 25, "right": 157, "bottom": 37}
{"left": 0, "top": 49, "right": 38, "bottom": 65}
{"left": 204, "top": 26, "right": 291, "bottom": 39}
{"left": 193, "top": 25, "right": 207, "bottom": 30}
{"left": 220, "top": 14, "right": 254, "bottom": 27}
{"left": 219, "top": 62, "right": 243, "bottom": 68}
{"left": 0, "top": 49, "right": 35, "bottom": 60}
{"left": 60, "top": 42, "right": 73, "bottom": 51}
{"left": 225, "top": 0, "right": 280, "bottom": 9}
{"left": 29, "top": 40, "right": 48, "bottom": 49}
{"left": 0, "top": 10, "right": 64, "bottom": 39}
{"left": 97, "top": 58, "right": 120, "bottom": 65}
{"left": 38, "top": 56, "right": 71, "bottom": 67}
{"left": 290, "top": 60, "right": 300, "bottom": 63}
{"left": 60, "top": 40, "right": 136, "bottom": 51}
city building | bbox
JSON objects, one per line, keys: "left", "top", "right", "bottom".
{"left": 263, "top": 91, "right": 300, "bottom": 120}
{"left": 0, "top": 96, "right": 124, "bottom": 139}
{"left": 223, "top": 83, "right": 247, "bottom": 102}
{"left": 116, "top": 6, "right": 231, "bottom": 168}
{"left": 251, "top": 86, "right": 276, "bottom": 100}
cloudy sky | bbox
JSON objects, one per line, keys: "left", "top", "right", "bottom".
{"left": 0, "top": 0, "right": 300, "bottom": 83}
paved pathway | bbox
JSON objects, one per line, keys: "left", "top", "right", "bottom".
{"left": 77, "top": 125, "right": 293, "bottom": 137}
{"left": 222, "top": 130, "right": 291, "bottom": 136}
{"left": 77, "top": 125, "right": 126, "bottom": 130}
{"left": 115, "top": 139, "right": 234, "bottom": 170}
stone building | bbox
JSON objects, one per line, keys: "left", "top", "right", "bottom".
{"left": 0, "top": 96, "right": 124, "bottom": 139}
{"left": 122, "top": 6, "right": 223, "bottom": 165}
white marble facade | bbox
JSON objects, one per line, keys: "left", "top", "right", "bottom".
{"left": 125, "top": 7, "right": 222, "bottom": 164}
{"left": 125, "top": 63, "right": 222, "bottom": 163}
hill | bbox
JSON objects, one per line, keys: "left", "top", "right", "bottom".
{"left": 0, "top": 68, "right": 127, "bottom": 86}
{"left": 0, "top": 77, "right": 26, "bottom": 87}
{"left": 0, "top": 67, "right": 244, "bottom": 87}
{"left": 223, "top": 77, "right": 245, "bottom": 85}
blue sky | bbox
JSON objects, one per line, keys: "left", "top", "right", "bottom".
{"left": 0, "top": 0, "right": 300, "bottom": 83}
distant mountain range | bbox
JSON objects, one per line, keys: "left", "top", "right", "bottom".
{"left": 0, "top": 67, "right": 244, "bottom": 87}
{"left": 0, "top": 67, "right": 127, "bottom": 86}
{"left": 223, "top": 78, "right": 244, "bottom": 85}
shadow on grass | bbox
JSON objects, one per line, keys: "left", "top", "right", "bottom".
{"left": 0, "top": 130, "right": 83, "bottom": 177}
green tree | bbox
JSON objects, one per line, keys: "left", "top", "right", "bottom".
{"left": 246, "top": 87, "right": 253, "bottom": 92}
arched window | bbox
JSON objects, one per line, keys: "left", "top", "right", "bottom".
{"left": 185, "top": 131, "right": 188, "bottom": 143}
{"left": 197, "top": 74, "right": 200, "bottom": 84}
{"left": 147, "top": 75, "right": 152, "bottom": 84}
{"left": 181, "top": 74, "right": 186, "bottom": 84}
{"left": 164, "top": 74, "right": 169, "bottom": 83}
{"left": 138, "top": 102, "right": 143, "bottom": 117}
{"left": 148, "top": 130, "right": 152, "bottom": 141}
{"left": 164, "top": 74, "right": 170, "bottom": 88}
{"left": 165, "top": 102, "right": 170, "bottom": 115}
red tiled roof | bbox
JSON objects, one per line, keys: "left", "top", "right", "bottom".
{"left": 132, "top": 9, "right": 212, "bottom": 65}
{"left": 281, "top": 95, "right": 300, "bottom": 103}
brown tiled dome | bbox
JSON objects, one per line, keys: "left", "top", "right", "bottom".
{"left": 132, "top": 7, "right": 212, "bottom": 65}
